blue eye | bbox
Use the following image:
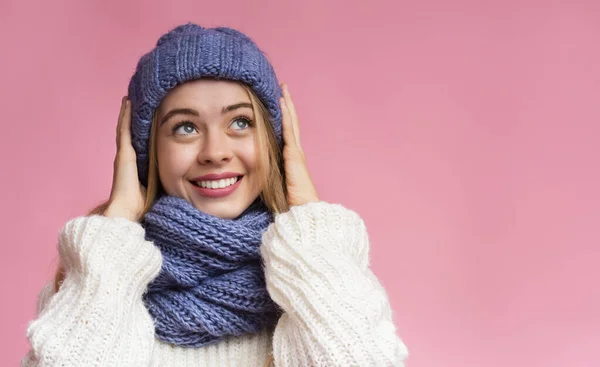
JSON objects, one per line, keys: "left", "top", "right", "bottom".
{"left": 173, "top": 122, "right": 197, "bottom": 135}
{"left": 230, "top": 117, "right": 253, "bottom": 130}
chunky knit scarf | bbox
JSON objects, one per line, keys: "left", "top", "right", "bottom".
{"left": 141, "top": 195, "right": 280, "bottom": 347}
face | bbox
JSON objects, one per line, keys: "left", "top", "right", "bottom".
{"left": 156, "top": 79, "right": 261, "bottom": 219}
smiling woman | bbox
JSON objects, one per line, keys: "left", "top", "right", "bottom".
{"left": 152, "top": 79, "right": 284, "bottom": 219}
{"left": 22, "top": 23, "right": 408, "bottom": 367}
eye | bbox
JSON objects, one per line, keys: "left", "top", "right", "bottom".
{"left": 230, "top": 117, "right": 253, "bottom": 131}
{"left": 172, "top": 121, "right": 198, "bottom": 135}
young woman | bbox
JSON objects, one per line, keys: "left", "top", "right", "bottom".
{"left": 23, "top": 23, "right": 409, "bottom": 366}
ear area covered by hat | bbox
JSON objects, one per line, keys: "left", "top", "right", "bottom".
{"left": 127, "top": 22, "right": 283, "bottom": 186}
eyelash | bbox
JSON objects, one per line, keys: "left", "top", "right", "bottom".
{"left": 171, "top": 116, "right": 254, "bottom": 134}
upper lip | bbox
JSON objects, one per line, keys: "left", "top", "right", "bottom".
{"left": 191, "top": 172, "right": 242, "bottom": 181}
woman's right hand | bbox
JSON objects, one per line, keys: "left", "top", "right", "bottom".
{"left": 104, "top": 97, "right": 147, "bottom": 222}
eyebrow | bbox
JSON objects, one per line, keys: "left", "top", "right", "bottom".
{"left": 159, "top": 102, "right": 253, "bottom": 125}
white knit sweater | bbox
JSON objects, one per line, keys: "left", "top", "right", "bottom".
{"left": 23, "top": 202, "right": 408, "bottom": 366}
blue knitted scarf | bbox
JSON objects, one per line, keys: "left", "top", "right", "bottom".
{"left": 141, "top": 195, "right": 280, "bottom": 347}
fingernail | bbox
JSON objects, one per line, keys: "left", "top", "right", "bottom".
{"left": 280, "top": 97, "right": 287, "bottom": 108}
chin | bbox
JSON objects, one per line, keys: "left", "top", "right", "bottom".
{"left": 191, "top": 200, "right": 248, "bottom": 219}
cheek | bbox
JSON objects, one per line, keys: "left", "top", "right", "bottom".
{"left": 157, "top": 139, "right": 198, "bottom": 180}
{"left": 234, "top": 139, "right": 258, "bottom": 172}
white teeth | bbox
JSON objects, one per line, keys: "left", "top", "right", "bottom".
{"left": 197, "top": 177, "right": 238, "bottom": 189}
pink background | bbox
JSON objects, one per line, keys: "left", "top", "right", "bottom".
{"left": 2, "top": 0, "right": 599, "bottom": 365}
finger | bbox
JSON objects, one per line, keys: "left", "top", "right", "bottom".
{"left": 119, "top": 99, "right": 133, "bottom": 149}
{"left": 282, "top": 84, "right": 302, "bottom": 149}
{"left": 280, "top": 97, "right": 298, "bottom": 150}
{"left": 116, "top": 96, "right": 127, "bottom": 147}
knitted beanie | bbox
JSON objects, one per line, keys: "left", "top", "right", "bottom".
{"left": 127, "top": 23, "right": 283, "bottom": 186}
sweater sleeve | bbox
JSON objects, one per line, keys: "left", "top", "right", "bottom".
{"left": 22, "top": 215, "right": 163, "bottom": 367}
{"left": 261, "top": 202, "right": 409, "bottom": 367}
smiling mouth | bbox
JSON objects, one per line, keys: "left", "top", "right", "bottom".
{"left": 190, "top": 175, "right": 244, "bottom": 189}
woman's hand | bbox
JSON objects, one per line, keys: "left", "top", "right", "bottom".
{"left": 280, "top": 84, "right": 320, "bottom": 207}
{"left": 104, "top": 97, "right": 147, "bottom": 222}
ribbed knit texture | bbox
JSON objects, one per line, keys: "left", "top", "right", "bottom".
{"left": 142, "top": 196, "right": 280, "bottom": 347}
{"left": 23, "top": 202, "right": 409, "bottom": 366}
{"left": 127, "top": 23, "right": 283, "bottom": 186}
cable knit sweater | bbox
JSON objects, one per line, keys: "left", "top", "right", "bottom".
{"left": 22, "top": 202, "right": 408, "bottom": 366}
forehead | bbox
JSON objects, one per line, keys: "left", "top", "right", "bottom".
{"left": 159, "top": 79, "right": 250, "bottom": 113}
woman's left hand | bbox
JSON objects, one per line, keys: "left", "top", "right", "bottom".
{"left": 280, "top": 83, "right": 320, "bottom": 207}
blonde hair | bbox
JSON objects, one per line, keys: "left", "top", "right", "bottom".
{"left": 53, "top": 82, "right": 287, "bottom": 291}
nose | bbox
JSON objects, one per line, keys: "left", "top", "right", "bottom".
{"left": 197, "top": 130, "right": 233, "bottom": 165}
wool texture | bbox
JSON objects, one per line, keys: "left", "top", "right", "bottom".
{"left": 23, "top": 203, "right": 410, "bottom": 366}
{"left": 142, "top": 196, "right": 280, "bottom": 347}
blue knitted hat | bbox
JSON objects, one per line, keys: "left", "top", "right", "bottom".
{"left": 127, "top": 23, "right": 283, "bottom": 186}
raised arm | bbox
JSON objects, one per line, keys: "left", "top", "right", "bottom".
{"left": 261, "top": 202, "right": 409, "bottom": 366}
{"left": 22, "top": 215, "right": 162, "bottom": 366}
